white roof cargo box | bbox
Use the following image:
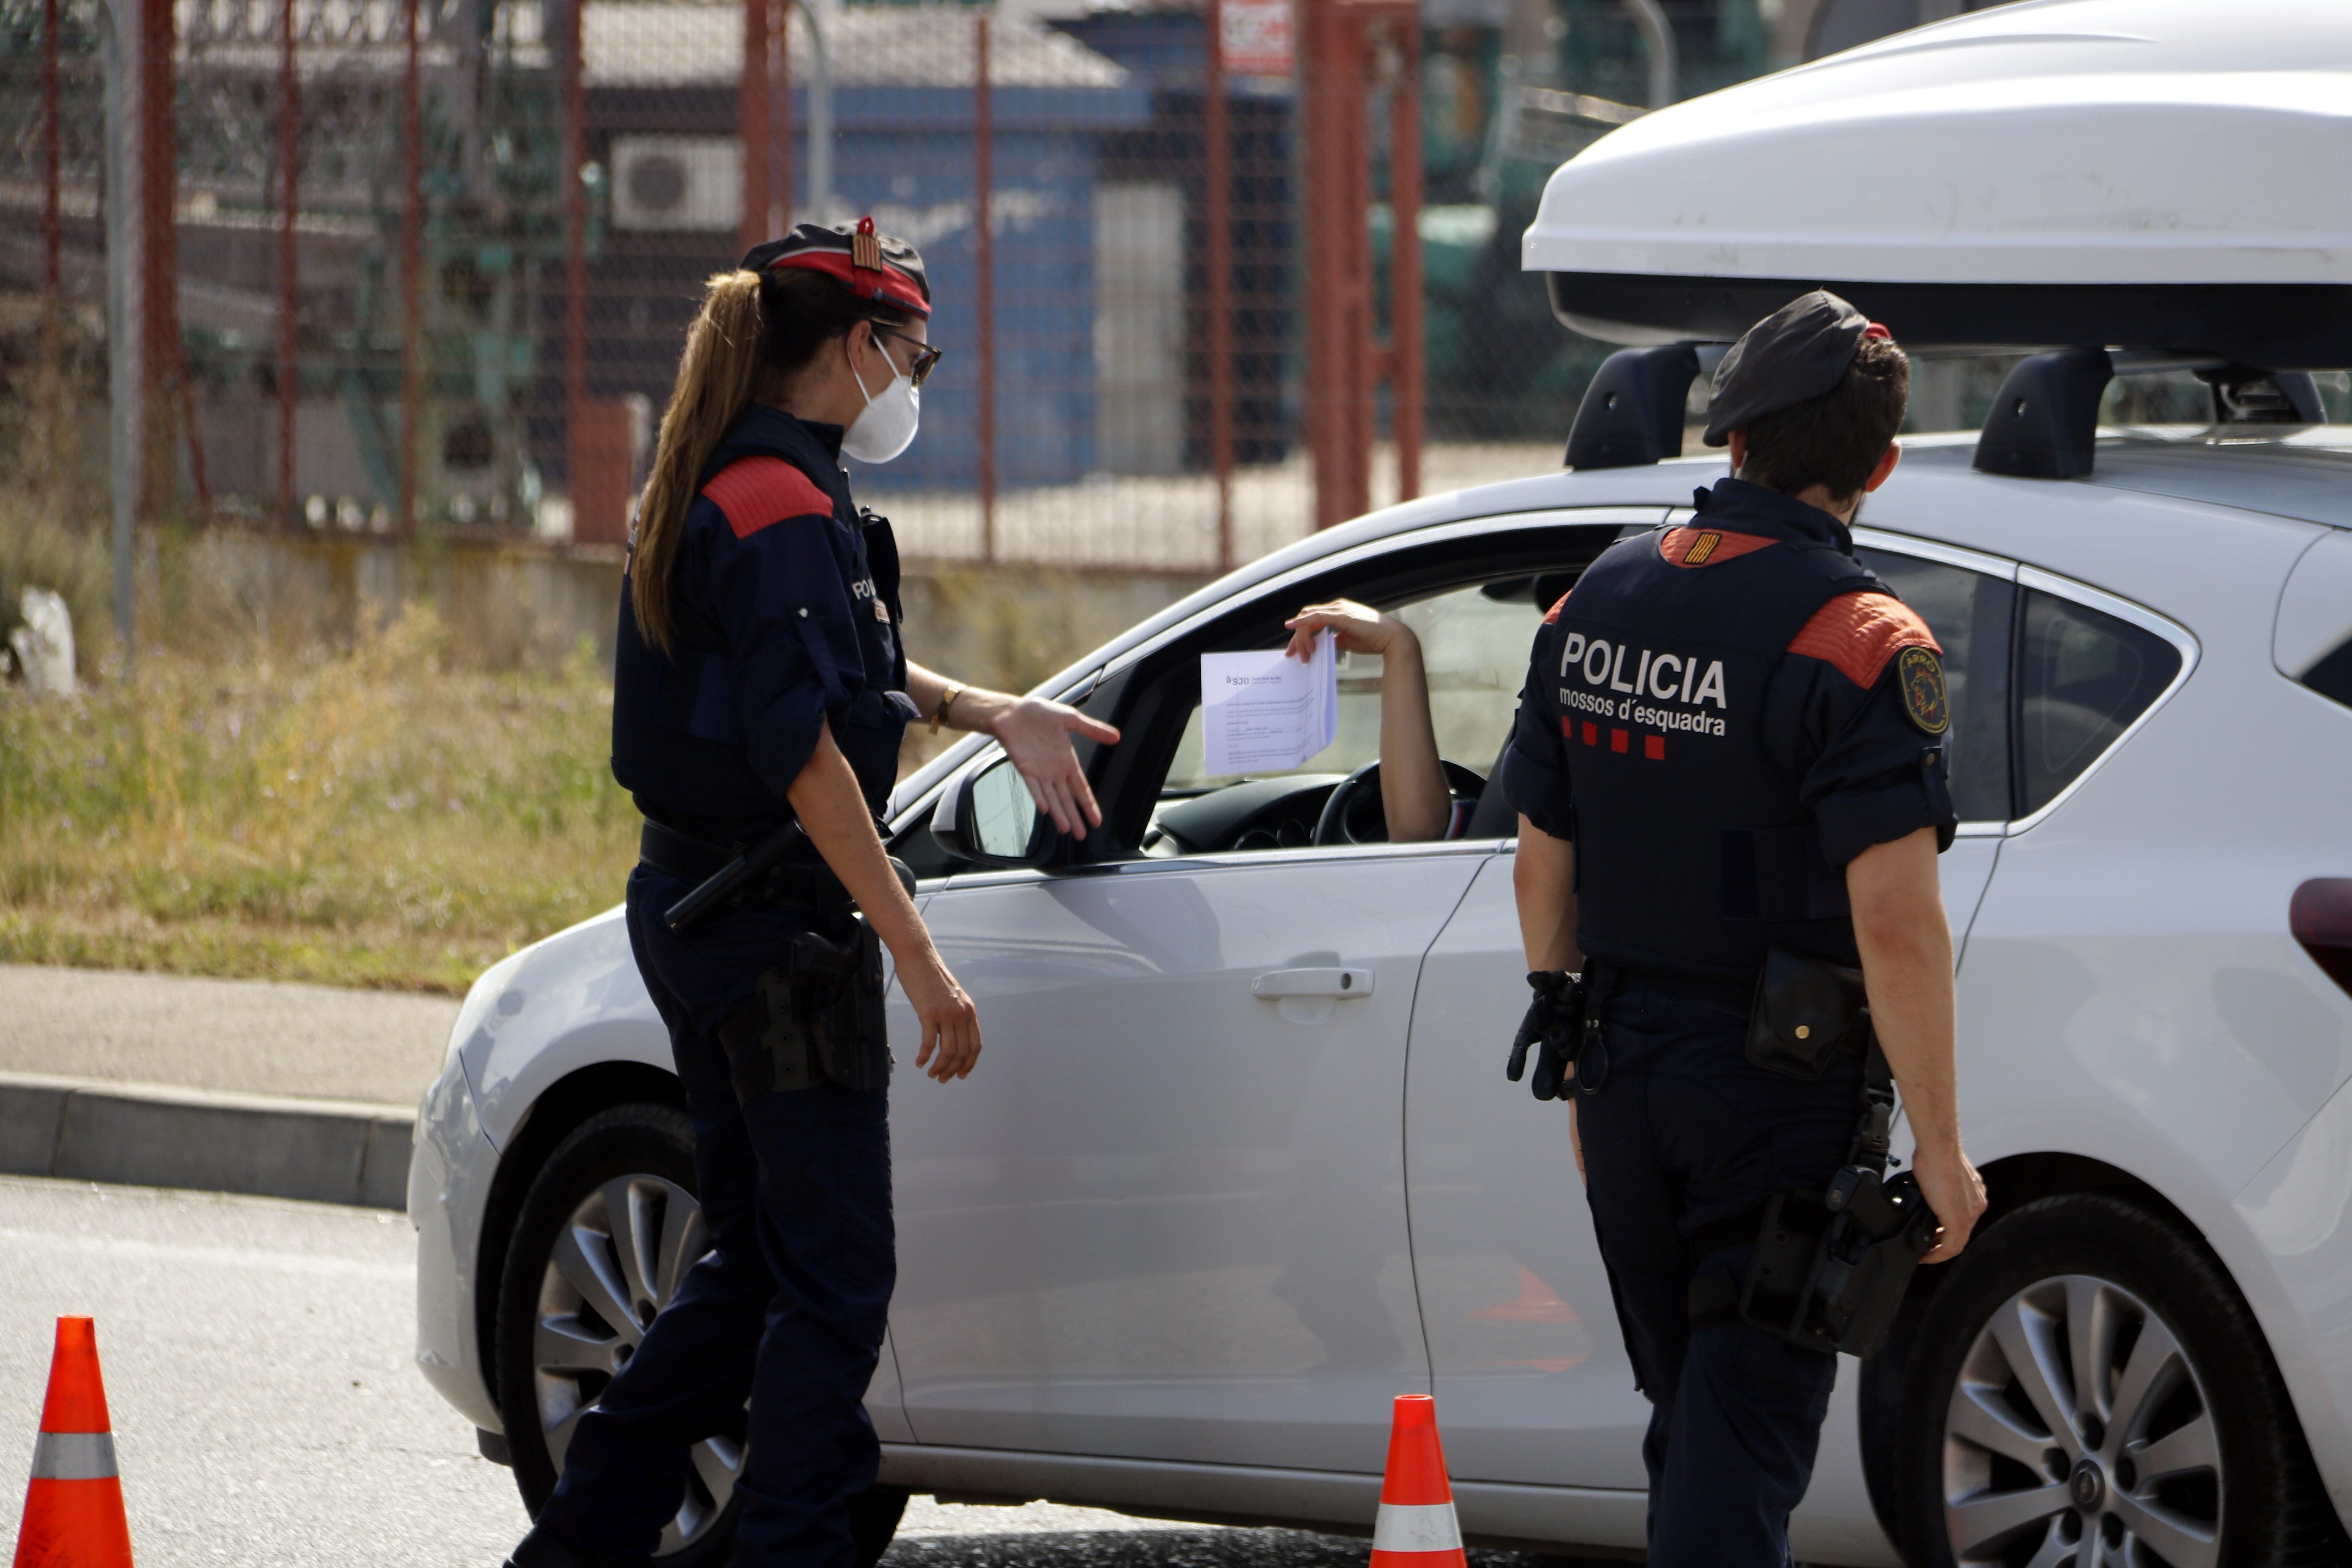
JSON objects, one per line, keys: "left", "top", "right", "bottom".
{"left": 1522, "top": 0, "right": 2352, "bottom": 368}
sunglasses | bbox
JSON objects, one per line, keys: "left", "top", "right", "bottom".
{"left": 872, "top": 325, "right": 944, "bottom": 388}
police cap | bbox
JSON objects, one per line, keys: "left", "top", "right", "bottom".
{"left": 1700, "top": 290, "right": 1888, "bottom": 447}
{"left": 742, "top": 216, "right": 931, "bottom": 318}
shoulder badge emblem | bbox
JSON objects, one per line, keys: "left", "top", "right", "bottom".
{"left": 1897, "top": 646, "right": 1950, "bottom": 734}
{"left": 1682, "top": 531, "right": 1722, "bottom": 566}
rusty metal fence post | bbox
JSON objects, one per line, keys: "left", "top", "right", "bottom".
{"left": 562, "top": 0, "right": 587, "bottom": 541}
{"left": 1385, "top": 3, "right": 1420, "bottom": 504}
{"left": 974, "top": 6, "right": 994, "bottom": 563}
{"left": 1205, "top": 0, "right": 1234, "bottom": 570}
{"left": 739, "top": 0, "right": 769, "bottom": 252}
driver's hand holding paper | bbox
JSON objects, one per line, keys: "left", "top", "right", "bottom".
{"left": 1200, "top": 630, "right": 1338, "bottom": 775}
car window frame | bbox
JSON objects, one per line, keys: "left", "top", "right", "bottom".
{"left": 2004, "top": 562, "right": 2199, "bottom": 835}
{"left": 1847, "top": 526, "right": 2019, "bottom": 839}
{"left": 891, "top": 507, "right": 1670, "bottom": 884}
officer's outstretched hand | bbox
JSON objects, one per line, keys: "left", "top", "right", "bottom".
{"left": 902, "top": 955, "right": 982, "bottom": 1082}
{"left": 990, "top": 696, "right": 1121, "bottom": 840}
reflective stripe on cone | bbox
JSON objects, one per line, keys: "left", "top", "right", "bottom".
{"left": 1372, "top": 1499, "right": 1465, "bottom": 1553}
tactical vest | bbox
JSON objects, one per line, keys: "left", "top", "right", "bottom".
{"left": 612, "top": 415, "right": 909, "bottom": 834}
{"left": 1550, "top": 528, "right": 1879, "bottom": 980}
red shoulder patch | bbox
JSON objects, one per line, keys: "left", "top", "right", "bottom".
{"left": 1786, "top": 592, "right": 1941, "bottom": 689}
{"left": 1543, "top": 591, "right": 1571, "bottom": 624}
{"left": 1659, "top": 527, "right": 1776, "bottom": 568}
{"left": 701, "top": 457, "right": 833, "bottom": 540}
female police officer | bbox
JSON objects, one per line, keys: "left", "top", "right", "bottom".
{"left": 504, "top": 220, "right": 1116, "bottom": 1568}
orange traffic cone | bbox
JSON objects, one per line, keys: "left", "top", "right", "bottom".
{"left": 12, "top": 1317, "right": 133, "bottom": 1568}
{"left": 1369, "top": 1395, "right": 1466, "bottom": 1567}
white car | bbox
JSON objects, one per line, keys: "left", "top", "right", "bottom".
{"left": 411, "top": 416, "right": 2352, "bottom": 1566}
{"left": 411, "top": 4, "right": 2352, "bottom": 1564}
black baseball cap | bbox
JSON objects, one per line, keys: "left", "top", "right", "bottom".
{"left": 1701, "top": 290, "right": 1891, "bottom": 446}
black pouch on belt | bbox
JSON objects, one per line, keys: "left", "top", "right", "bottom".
{"left": 716, "top": 916, "right": 891, "bottom": 1105}
{"left": 1745, "top": 944, "right": 1870, "bottom": 1079}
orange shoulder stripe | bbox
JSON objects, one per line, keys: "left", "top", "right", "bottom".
{"left": 1786, "top": 591, "right": 1940, "bottom": 689}
{"left": 1660, "top": 527, "right": 1776, "bottom": 568}
{"left": 701, "top": 456, "right": 833, "bottom": 540}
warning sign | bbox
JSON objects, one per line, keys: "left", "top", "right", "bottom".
{"left": 1220, "top": 0, "right": 1294, "bottom": 78}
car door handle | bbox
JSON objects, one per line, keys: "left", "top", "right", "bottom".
{"left": 1251, "top": 967, "right": 1375, "bottom": 1000}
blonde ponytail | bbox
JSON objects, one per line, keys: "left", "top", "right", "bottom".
{"left": 630, "top": 269, "right": 767, "bottom": 651}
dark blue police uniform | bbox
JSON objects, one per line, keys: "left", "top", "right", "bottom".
{"left": 536, "top": 404, "right": 916, "bottom": 1566}
{"left": 1504, "top": 477, "right": 1956, "bottom": 1565}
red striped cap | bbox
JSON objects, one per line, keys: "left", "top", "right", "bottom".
{"left": 742, "top": 217, "right": 930, "bottom": 318}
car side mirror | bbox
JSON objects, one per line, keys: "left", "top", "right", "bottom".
{"left": 930, "top": 752, "right": 1054, "bottom": 868}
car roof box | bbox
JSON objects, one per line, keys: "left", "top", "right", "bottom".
{"left": 1522, "top": 0, "right": 2352, "bottom": 372}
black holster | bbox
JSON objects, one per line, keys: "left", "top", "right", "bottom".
{"left": 1708, "top": 946, "right": 1939, "bottom": 1358}
{"left": 716, "top": 915, "right": 891, "bottom": 1106}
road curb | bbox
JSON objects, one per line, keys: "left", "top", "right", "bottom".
{"left": 0, "top": 1070, "right": 413, "bottom": 1210}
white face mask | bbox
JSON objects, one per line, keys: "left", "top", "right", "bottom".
{"left": 841, "top": 333, "right": 921, "bottom": 464}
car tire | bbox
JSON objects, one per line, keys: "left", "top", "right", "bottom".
{"left": 1893, "top": 1194, "right": 2337, "bottom": 1568}
{"left": 494, "top": 1103, "right": 908, "bottom": 1567}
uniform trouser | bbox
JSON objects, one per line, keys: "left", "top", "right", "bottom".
{"left": 1576, "top": 987, "right": 1862, "bottom": 1568}
{"left": 537, "top": 866, "right": 895, "bottom": 1567}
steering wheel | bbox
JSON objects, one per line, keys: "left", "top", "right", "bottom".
{"left": 1313, "top": 759, "right": 1488, "bottom": 847}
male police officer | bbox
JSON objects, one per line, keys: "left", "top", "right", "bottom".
{"left": 1505, "top": 292, "right": 1989, "bottom": 1565}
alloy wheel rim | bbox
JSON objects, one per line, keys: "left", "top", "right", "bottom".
{"left": 1942, "top": 1273, "right": 2222, "bottom": 1568}
{"left": 533, "top": 1175, "right": 737, "bottom": 1555}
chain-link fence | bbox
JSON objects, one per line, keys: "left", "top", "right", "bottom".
{"left": 1, "top": 0, "right": 1824, "bottom": 577}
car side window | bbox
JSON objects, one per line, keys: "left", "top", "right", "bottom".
{"left": 2013, "top": 589, "right": 2182, "bottom": 817}
{"left": 1145, "top": 578, "right": 1549, "bottom": 854}
{"left": 1852, "top": 548, "right": 2015, "bottom": 823}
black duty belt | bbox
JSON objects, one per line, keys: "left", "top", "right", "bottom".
{"left": 1599, "top": 962, "right": 1756, "bottom": 1020}
{"left": 639, "top": 820, "right": 853, "bottom": 913}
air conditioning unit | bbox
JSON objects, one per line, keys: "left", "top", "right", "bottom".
{"left": 610, "top": 136, "right": 743, "bottom": 232}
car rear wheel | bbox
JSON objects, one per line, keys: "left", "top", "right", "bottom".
{"left": 1894, "top": 1194, "right": 2334, "bottom": 1568}
{"left": 494, "top": 1103, "right": 907, "bottom": 1567}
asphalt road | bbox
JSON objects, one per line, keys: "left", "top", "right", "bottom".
{"left": 0, "top": 1178, "right": 1599, "bottom": 1568}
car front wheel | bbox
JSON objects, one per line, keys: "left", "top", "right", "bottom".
{"left": 1894, "top": 1194, "right": 2334, "bottom": 1568}
{"left": 494, "top": 1103, "right": 907, "bottom": 1567}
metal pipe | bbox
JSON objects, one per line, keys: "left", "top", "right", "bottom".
{"left": 785, "top": 0, "right": 804, "bottom": 230}
{"left": 562, "top": 0, "right": 586, "bottom": 535}
{"left": 974, "top": 9, "right": 994, "bottom": 560}
{"left": 400, "top": 0, "right": 422, "bottom": 533}
{"left": 1205, "top": 0, "right": 1232, "bottom": 569}
{"left": 139, "top": 0, "right": 176, "bottom": 521}
{"left": 739, "top": 0, "right": 769, "bottom": 251}
{"left": 1387, "top": 8, "right": 1420, "bottom": 504}
{"left": 1620, "top": 0, "right": 1675, "bottom": 109}
{"left": 796, "top": 0, "right": 830, "bottom": 225}
{"left": 102, "top": 0, "right": 134, "bottom": 664}
{"left": 40, "top": 0, "right": 60, "bottom": 471}
{"left": 278, "top": 0, "right": 298, "bottom": 527}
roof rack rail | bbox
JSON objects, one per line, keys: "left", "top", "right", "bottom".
{"left": 1974, "top": 352, "right": 2327, "bottom": 480}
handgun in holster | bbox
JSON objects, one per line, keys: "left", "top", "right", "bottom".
{"left": 717, "top": 915, "right": 892, "bottom": 1106}
{"left": 1506, "top": 970, "right": 1585, "bottom": 1102}
{"left": 1698, "top": 946, "right": 1941, "bottom": 1359}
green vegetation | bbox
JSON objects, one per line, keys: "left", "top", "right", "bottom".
{"left": 0, "top": 605, "right": 637, "bottom": 994}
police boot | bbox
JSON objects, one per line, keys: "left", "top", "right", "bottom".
{"left": 503, "top": 1522, "right": 649, "bottom": 1568}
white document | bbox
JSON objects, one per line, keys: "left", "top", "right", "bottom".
{"left": 1200, "top": 630, "right": 1339, "bottom": 775}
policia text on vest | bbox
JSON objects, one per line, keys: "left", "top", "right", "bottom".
{"left": 1502, "top": 292, "right": 1988, "bottom": 1568}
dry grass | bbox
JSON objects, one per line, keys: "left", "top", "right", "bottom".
{"left": 0, "top": 605, "right": 637, "bottom": 994}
